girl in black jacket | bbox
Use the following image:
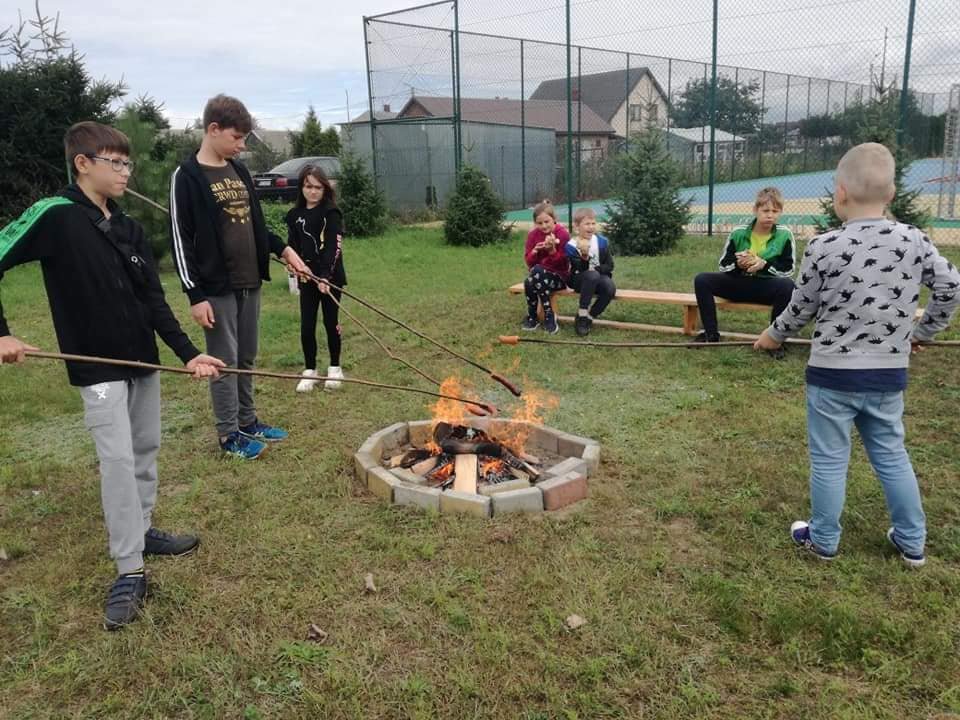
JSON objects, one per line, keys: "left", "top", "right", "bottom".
{"left": 285, "top": 165, "right": 347, "bottom": 392}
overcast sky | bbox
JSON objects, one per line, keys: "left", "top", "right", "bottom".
{"left": 4, "top": 0, "right": 957, "bottom": 130}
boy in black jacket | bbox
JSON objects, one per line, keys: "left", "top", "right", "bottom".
{"left": 169, "top": 95, "right": 307, "bottom": 459}
{"left": 0, "top": 122, "right": 224, "bottom": 629}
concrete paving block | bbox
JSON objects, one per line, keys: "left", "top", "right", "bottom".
{"left": 479, "top": 478, "right": 531, "bottom": 496}
{"left": 439, "top": 490, "right": 491, "bottom": 518}
{"left": 581, "top": 443, "right": 600, "bottom": 474}
{"left": 544, "top": 456, "right": 587, "bottom": 479}
{"left": 354, "top": 452, "right": 379, "bottom": 483}
{"left": 394, "top": 484, "right": 441, "bottom": 512}
{"left": 539, "top": 471, "right": 588, "bottom": 510}
{"left": 367, "top": 466, "right": 401, "bottom": 502}
{"left": 492, "top": 487, "right": 544, "bottom": 515}
{"left": 407, "top": 420, "right": 433, "bottom": 447}
{"left": 557, "top": 432, "right": 588, "bottom": 458}
{"left": 391, "top": 468, "right": 427, "bottom": 485}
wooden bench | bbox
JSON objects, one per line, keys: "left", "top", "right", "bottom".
{"left": 508, "top": 283, "right": 772, "bottom": 337}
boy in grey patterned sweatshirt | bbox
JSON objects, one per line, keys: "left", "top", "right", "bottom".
{"left": 755, "top": 143, "right": 960, "bottom": 567}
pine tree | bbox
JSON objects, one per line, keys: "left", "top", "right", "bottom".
{"left": 287, "top": 106, "right": 340, "bottom": 157}
{"left": 337, "top": 151, "right": 387, "bottom": 237}
{"left": 443, "top": 165, "right": 511, "bottom": 247}
{"left": 816, "top": 106, "right": 932, "bottom": 233}
{"left": 603, "top": 128, "right": 691, "bottom": 256}
{"left": 1, "top": 7, "right": 126, "bottom": 224}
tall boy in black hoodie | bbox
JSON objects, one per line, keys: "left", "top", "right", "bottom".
{"left": 169, "top": 94, "right": 307, "bottom": 459}
{"left": 0, "top": 122, "right": 225, "bottom": 629}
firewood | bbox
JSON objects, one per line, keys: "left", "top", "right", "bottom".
{"left": 453, "top": 454, "right": 479, "bottom": 494}
{"left": 411, "top": 456, "right": 438, "bottom": 475}
{"left": 388, "top": 454, "right": 405, "bottom": 468}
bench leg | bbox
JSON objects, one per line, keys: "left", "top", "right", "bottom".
{"left": 682, "top": 305, "right": 700, "bottom": 335}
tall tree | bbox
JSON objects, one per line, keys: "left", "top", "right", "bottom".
{"left": 672, "top": 76, "right": 763, "bottom": 135}
{"left": 1, "top": 4, "right": 126, "bottom": 223}
{"left": 289, "top": 105, "right": 340, "bottom": 156}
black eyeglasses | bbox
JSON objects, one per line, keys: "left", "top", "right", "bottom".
{"left": 86, "top": 155, "right": 135, "bottom": 173}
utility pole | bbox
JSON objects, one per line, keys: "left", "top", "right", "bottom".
{"left": 880, "top": 26, "right": 888, "bottom": 91}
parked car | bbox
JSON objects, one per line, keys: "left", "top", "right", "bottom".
{"left": 252, "top": 156, "right": 341, "bottom": 202}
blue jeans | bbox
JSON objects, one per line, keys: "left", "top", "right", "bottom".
{"left": 806, "top": 384, "right": 926, "bottom": 556}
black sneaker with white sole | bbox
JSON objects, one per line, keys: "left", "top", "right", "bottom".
{"left": 886, "top": 527, "right": 926, "bottom": 568}
{"left": 144, "top": 527, "right": 200, "bottom": 557}
{"left": 521, "top": 316, "right": 540, "bottom": 331}
{"left": 544, "top": 315, "right": 560, "bottom": 334}
{"left": 103, "top": 572, "right": 147, "bottom": 630}
{"left": 790, "top": 520, "right": 837, "bottom": 561}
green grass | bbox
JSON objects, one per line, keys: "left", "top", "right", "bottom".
{"left": 1, "top": 228, "right": 959, "bottom": 719}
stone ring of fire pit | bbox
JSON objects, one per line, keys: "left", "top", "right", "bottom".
{"left": 354, "top": 419, "right": 600, "bottom": 517}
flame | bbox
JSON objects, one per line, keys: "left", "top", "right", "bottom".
{"left": 496, "top": 378, "right": 559, "bottom": 455}
{"left": 481, "top": 458, "right": 507, "bottom": 476}
{"left": 429, "top": 461, "right": 455, "bottom": 483}
{"left": 424, "top": 374, "right": 558, "bottom": 456}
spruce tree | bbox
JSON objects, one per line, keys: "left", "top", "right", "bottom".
{"left": 337, "top": 151, "right": 387, "bottom": 237}
{"left": 603, "top": 128, "right": 691, "bottom": 256}
{"left": 816, "top": 111, "right": 932, "bottom": 233}
{"left": 443, "top": 165, "right": 511, "bottom": 247}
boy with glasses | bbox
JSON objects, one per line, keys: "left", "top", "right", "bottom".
{"left": 0, "top": 121, "right": 225, "bottom": 628}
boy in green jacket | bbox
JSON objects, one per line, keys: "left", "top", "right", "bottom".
{"left": 693, "top": 187, "right": 796, "bottom": 357}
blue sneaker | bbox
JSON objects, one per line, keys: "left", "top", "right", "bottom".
{"left": 239, "top": 418, "right": 288, "bottom": 443}
{"left": 544, "top": 314, "right": 559, "bottom": 335}
{"left": 886, "top": 528, "right": 926, "bottom": 568}
{"left": 220, "top": 431, "right": 267, "bottom": 460}
{"left": 790, "top": 521, "right": 837, "bottom": 561}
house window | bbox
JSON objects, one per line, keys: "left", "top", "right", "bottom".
{"left": 629, "top": 104, "right": 643, "bottom": 122}
{"left": 647, "top": 104, "right": 658, "bottom": 123}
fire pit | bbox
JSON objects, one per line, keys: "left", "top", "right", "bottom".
{"left": 354, "top": 418, "right": 600, "bottom": 517}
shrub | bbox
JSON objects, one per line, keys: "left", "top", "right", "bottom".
{"left": 443, "top": 165, "right": 511, "bottom": 247}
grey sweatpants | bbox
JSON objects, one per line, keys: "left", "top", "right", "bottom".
{"left": 80, "top": 373, "right": 161, "bottom": 575}
{"left": 204, "top": 288, "right": 261, "bottom": 436}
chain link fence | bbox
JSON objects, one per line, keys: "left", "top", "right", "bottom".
{"left": 344, "top": 0, "right": 958, "bottom": 236}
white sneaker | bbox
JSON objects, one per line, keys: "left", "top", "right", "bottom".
{"left": 296, "top": 369, "right": 319, "bottom": 393}
{"left": 325, "top": 366, "right": 344, "bottom": 391}
{"left": 288, "top": 274, "right": 300, "bottom": 296}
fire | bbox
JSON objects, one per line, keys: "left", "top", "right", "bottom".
{"left": 427, "top": 374, "right": 558, "bottom": 456}
{"left": 494, "top": 378, "right": 559, "bottom": 455}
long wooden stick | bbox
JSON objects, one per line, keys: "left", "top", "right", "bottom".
{"left": 275, "top": 258, "right": 522, "bottom": 397}
{"left": 23, "top": 350, "right": 497, "bottom": 414}
{"left": 293, "top": 274, "right": 490, "bottom": 416}
{"left": 499, "top": 335, "right": 960, "bottom": 349}
{"left": 303, "top": 279, "right": 441, "bottom": 387}
{"left": 120, "top": 189, "right": 519, "bottom": 398}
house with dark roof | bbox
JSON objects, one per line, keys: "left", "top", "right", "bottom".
{"left": 393, "top": 95, "right": 618, "bottom": 159}
{"left": 530, "top": 67, "right": 669, "bottom": 138}
{"left": 347, "top": 104, "right": 399, "bottom": 124}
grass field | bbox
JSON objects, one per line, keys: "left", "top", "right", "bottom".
{"left": 1, "top": 227, "right": 959, "bottom": 719}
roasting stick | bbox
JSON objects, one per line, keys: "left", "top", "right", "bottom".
{"left": 499, "top": 335, "right": 960, "bottom": 349}
{"left": 274, "top": 258, "right": 522, "bottom": 397}
{"left": 22, "top": 350, "right": 498, "bottom": 414}
{"left": 290, "top": 269, "right": 496, "bottom": 416}
{"left": 121, "top": 190, "right": 518, "bottom": 402}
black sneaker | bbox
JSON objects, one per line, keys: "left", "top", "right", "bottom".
{"left": 544, "top": 315, "right": 559, "bottom": 334}
{"left": 521, "top": 316, "right": 540, "bottom": 331}
{"left": 144, "top": 527, "right": 200, "bottom": 557}
{"left": 103, "top": 572, "right": 147, "bottom": 630}
{"left": 574, "top": 314, "right": 592, "bottom": 337}
{"left": 887, "top": 527, "right": 926, "bottom": 568}
{"left": 790, "top": 521, "right": 837, "bottom": 561}
{"left": 692, "top": 331, "right": 720, "bottom": 343}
